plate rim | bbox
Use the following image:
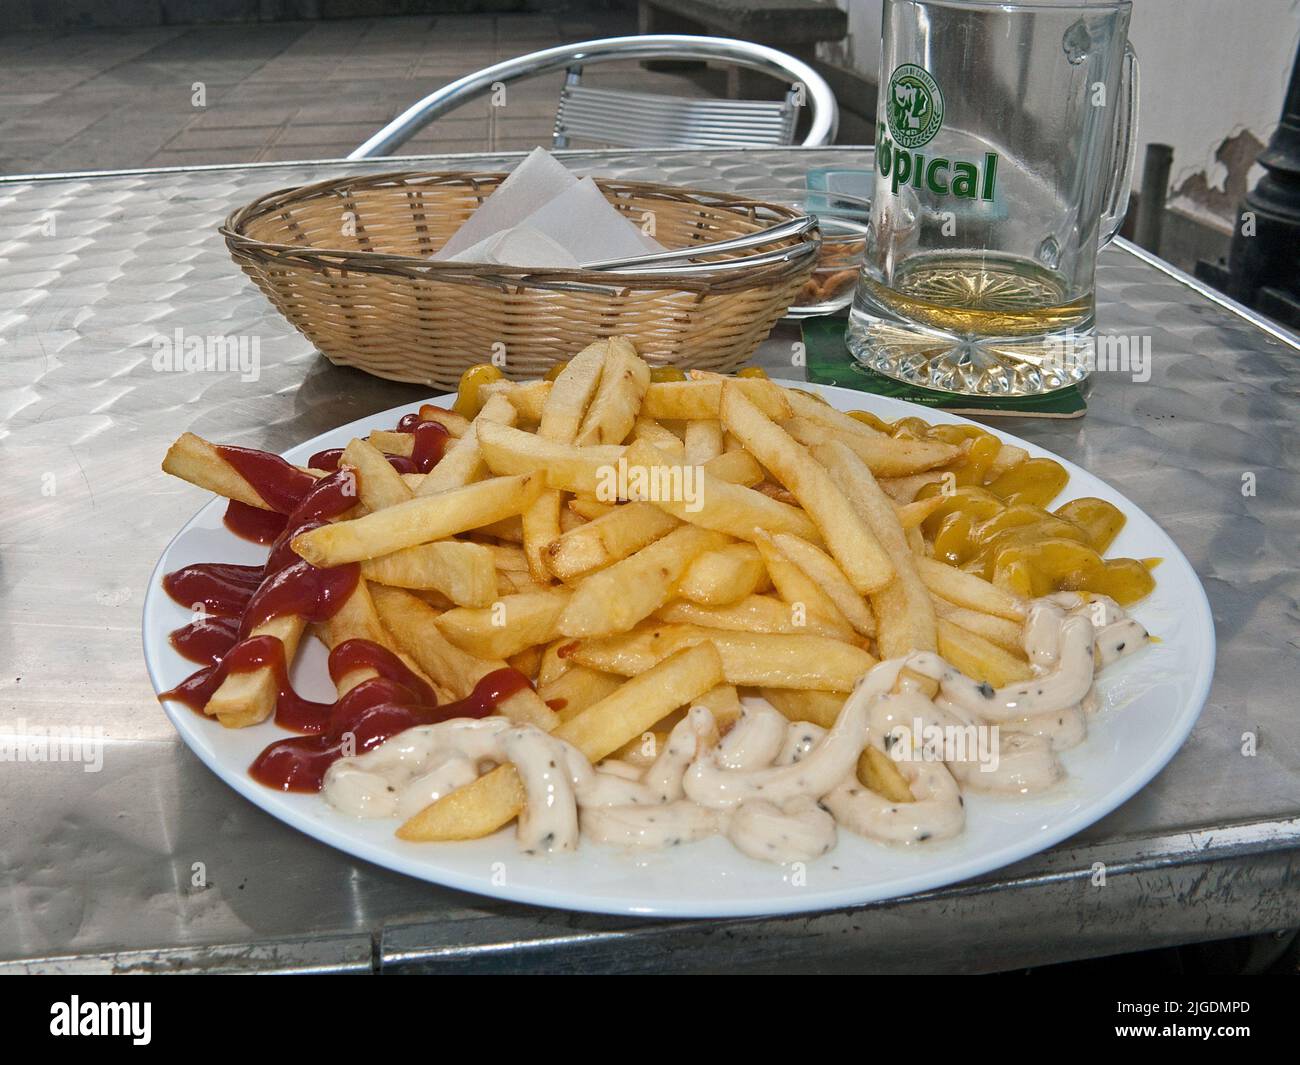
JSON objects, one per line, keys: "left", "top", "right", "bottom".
{"left": 142, "top": 380, "right": 1216, "bottom": 918}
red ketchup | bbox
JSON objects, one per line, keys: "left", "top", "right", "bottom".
{"left": 169, "top": 616, "right": 241, "bottom": 664}
{"left": 306, "top": 447, "right": 344, "bottom": 472}
{"left": 164, "top": 563, "right": 263, "bottom": 617}
{"left": 222, "top": 500, "right": 288, "bottom": 544}
{"left": 395, "top": 411, "right": 451, "bottom": 473}
{"left": 160, "top": 425, "right": 525, "bottom": 795}
{"left": 214, "top": 444, "right": 317, "bottom": 514}
{"left": 248, "top": 658, "right": 530, "bottom": 792}
{"left": 307, "top": 446, "right": 419, "bottom": 477}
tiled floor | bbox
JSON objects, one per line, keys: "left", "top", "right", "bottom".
{"left": 0, "top": 14, "right": 723, "bottom": 175}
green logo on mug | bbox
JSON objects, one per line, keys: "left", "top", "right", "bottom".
{"left": 887, "top": 63, "right": 943, "bottom": 149}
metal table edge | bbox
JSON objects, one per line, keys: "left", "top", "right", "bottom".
{"left": 4, "top": 816, "right": 1292, "bottom": 975}
{"left": 1110, "top": 236, "right": 1300, "bottom": 351}
{"left": 0, "top": 144, "right": 865, "bottom": 186}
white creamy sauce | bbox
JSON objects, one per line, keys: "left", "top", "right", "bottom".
{"left": 323, "top": 592, "right": 1147, "bottom": 864}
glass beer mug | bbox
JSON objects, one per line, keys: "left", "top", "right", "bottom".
{"left": 846, "top": 0, "right": 1139, "bottom": 395}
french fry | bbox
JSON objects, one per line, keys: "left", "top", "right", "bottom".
{"left": 416, "top": 392, "right": 517, "bottom": 496}
{"left": 656, "top": 594, "right": 858, "bottom": 640}
{"left": 416, "top": 404, "right": 470, "bottom": 437}
{"left": 550, "top": 643, "right": 725, "bottom": 763}
{"left": 936, "top": 618, "right": 1034, "bottom": 687}
{"left": 476, "top": 421, "right": 625, "bottom": 495}
{"left": 683, "top": 419, "right": 724, "bottom": 464}
{"left": 761, "top": 687, "right": 848, "bottom": 730}
{"left": 317, "top": 579, "right": 443, "bottom": 699}
{"left": 567, "top": 496, "right": 615, "bottom": 521}
{"left": 538, "top": 665, "right": 623, "bottom": 722}
{"left": 435, "top": 588, "right": 571, "bottom": 660}
{"left": 483, "top": 543, "right": 530, "bottom": 572}
{"left": 575, "top": 338, "right": 650, "bottom": 445}
{"left": 397, "top": 642, "right": 725, "bottom": 840}
{"left": 613, "top": 680, "right": 745, "bottom": 762}
{"left": 895, "top": 494, "right": 946, "bottom": 530}
{"left": 570, "top": 623, "right": 876, "bottom": 690}
{"left": 412, "top": 589, "right": 455, "bottom": 611}
{"left": 815, "top": 440, "right": 937, "bottom": 656}
{"left": 204, "top": 613, "right": 306, "bottom": 728}
{"left": 781, "top": 388, "right": 905, "bottom": 447}
{"left": 537, "top": 637, "right": 576, "bottom": 687}
{"left": 499, "top": 571, "right": 550, "bottom": 595}
{"left": 360, "top": 540, "right": 498, "bottom": 607}
{"left": 916, "top": 556, "right": 1027, "bottom": 621}
{"left": 641, "top": 376, "right": 793, "bottom": 421}
{"left": 558, "top": 505, "right": 585, "bottom": 534}
{"left": 931, "top": 597, "right": 1027, "bottom": 656}
{"left": 369, "top": 584, "right": 556, "bottom": 729}
{"left": 480, "top": 379, "right": 550, "bottom": 422}
{"left": 878, "top": 471, "right": 947, "bottom": 504}
{"left": 720, "top": 383, "right": 893, "bottom": 593}
{"left": 895, "top": 667, "right": 940, "bottom": 701}
{"left": 506, "top": 643, "right": 544, "bottom": 680}
{"left": 675, "top": 543, "right": 767, "bottom": 605}
{"left": 521, "top": 491, "right": 563, "bottom": 583}
{"left": 612, "top": 728, "right": 672, "bottom": 766}
{"left": 754, "top": 480, "right": 799, "bottom": 507}
{"left": 397, "top": 763, "right": 526, "bottom": 842}
{"left": 784, "top": 416, "right": 960, "bottom": 476}
{"left": 367, "top": 430, "right": 414, "bottom": 456}
{"left": 539, "top": 340, "right": 607, "bottom": 442}
{"left": 292, "top": 473, "right": 543, "bottom": 566}
{"left": 521, "top": 344, "right": 609, "bottom": 579}
{"left": 544, "top": 501, "right": 678, "bottom": 580}
{"left": 622, "top": 438, "right": 821, "bottom": 543}
{"left": 318, "top": 579, "right": 388, "bottom": 651}
{"left": 751, "top": 530, "right": 859, "bottom": 642}
{"left": 690, "top": 682, "right": 743, "bottom": 731}
{"left": 858, "top": 746, "right": 914, "bottom": 803}
{"left": 558, "top": 526, "right": 730, "bottom": 637}
{"left": 907, "top": 526, "right": 926, "bottom": 557}
{"left": 162, "top": 432, "right": 321, "bottom": 509}
{"left": 700, "top": 448, "right": 765, "bottom": 487}
{"left": 768, "top": 531, "right": 876, "bottom": 637}
{"left": 478, "top": 514, "right": 523, "bottom": 543}
{"left": 342, "top": 437, "right": 412, "bottom": 512}
{"left": 630, "top": 416, "right": 686, "bottom": 456}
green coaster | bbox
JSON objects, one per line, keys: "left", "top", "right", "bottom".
{"left": 800, "top": 315, "right": 1087, "bottom": 419}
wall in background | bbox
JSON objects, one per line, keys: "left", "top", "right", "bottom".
{"left": 11, "top": 0, "right": 528, "bottom": 28}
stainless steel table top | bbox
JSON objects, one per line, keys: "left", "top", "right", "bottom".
{"left": 1, "top": 147, "right": 1297, "bottom": 974}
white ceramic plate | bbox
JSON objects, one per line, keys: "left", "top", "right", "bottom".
{"left": 143, "top": 382, "right": 1214, "bottom": 918}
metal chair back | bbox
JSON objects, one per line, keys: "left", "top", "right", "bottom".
{"left": 553, "top": 79, "right": 799, "bottom": 149}
{"left": 349, "top": 35, "right": 838, "bottom": 159}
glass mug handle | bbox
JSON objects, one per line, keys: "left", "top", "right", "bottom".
{"left": 1099, "top": 42, "right": 1140, "bottom": 247}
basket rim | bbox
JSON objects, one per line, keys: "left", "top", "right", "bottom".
{"left": 219, "top": 169, "right": 820, "bottom": 286}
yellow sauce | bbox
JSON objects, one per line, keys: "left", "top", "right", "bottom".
{"left": 452, "top": 363, "right": 503, "bottom": 419}
{"left": 869, "top": 415, "right": 1150, "bottom": 605}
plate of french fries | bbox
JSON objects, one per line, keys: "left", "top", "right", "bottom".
{"left": 144, "top": 339, "right": 1214, "bottom": 917}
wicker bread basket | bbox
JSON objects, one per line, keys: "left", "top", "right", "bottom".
{"left": 221, "top": 171, "right": 819, "bottom": 390}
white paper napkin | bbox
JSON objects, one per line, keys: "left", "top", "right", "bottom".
{"left": 436, "top": 147, "right": 665, "bottom": 268}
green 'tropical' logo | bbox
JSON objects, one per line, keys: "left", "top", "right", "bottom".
{"left": 887, "top": 63, "right": 943, "bottom": 149}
